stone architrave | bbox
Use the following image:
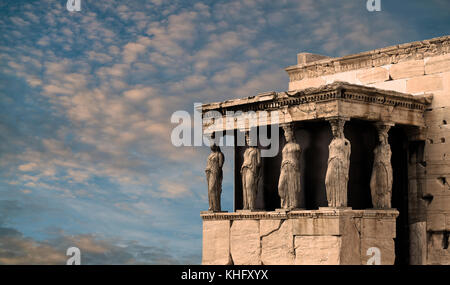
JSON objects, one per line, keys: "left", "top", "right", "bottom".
{"left": 278, "top": 124, "right": 302, "bottom": 209}
{"left": 205, "top": 141, "right": 224, "bottom": 212}
{"left": 370, "top": 123, "right": 393, "bottom": 208}
{"left": 241, "top": 132, "right": 261, "bottom": 210}
{"left": 325, "top": 118, "right": 351, "bottom": 207}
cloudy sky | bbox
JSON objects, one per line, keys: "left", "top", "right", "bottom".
{"left": 0, "top": 0, "right": 449, "bottom": 264}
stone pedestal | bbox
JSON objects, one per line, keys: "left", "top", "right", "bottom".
{"left": 201, "top": 209, "right": 399, "bottom": 265}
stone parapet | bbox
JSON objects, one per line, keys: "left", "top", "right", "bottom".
{"left": 285, "top": 36, "right": 450, "bottom": 82}
{"left": 201, "top": 209, "right": 399, "bottom": 265}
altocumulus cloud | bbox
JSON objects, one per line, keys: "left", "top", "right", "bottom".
{"left": 0, "top": 0, "right": 448, "bottom": 264}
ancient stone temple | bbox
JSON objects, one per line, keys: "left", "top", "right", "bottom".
{"left": 200, "top": 35, "right": 450, "bottom": 265}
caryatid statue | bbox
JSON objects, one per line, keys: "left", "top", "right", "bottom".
{"left": 278, "top": 124, "right": 302, "bottom": 209}
{"left": 370, "top": 123, "right": 393, "bottom": 208}
{"left": 325, "top": 118, "right": 351, "bottom": 207}
{"left": 205, "top": 140, "right": 224, "bottom": 212}
{"left": 240, "top": 132, "right": 261, "bottom": 210}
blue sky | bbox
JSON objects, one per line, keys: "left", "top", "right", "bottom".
{"left": 0, "top": 0, "right": 449, "bottom": 264}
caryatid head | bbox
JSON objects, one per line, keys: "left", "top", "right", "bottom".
{"left": 330, "top": 119, "right": 345, "bottom": 139}
{"left": 282, "top": 124, "right": 295, "bottom": 143}
{"left": 209, "top": 132, "right": 219, "bottom": 151}
{"left": 376, "top": 124, "right": 391, "bottom": 146}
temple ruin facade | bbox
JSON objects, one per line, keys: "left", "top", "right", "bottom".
{"left": 200, "top": 35, "right": 450, "bottom": 265}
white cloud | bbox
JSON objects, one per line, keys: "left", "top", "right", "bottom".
{"left": 18, "top": 163, "right": 38, "bottom": 172}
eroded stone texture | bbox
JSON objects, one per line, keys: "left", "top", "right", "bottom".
{"left": 389, "top": 60, "right": 424, "bottom": 79}
{"left": 425, "top": 54, "right": 450, "bottom": 74}
{"left": 259, "top": 219, "right": 282, "bottom": 236}
{"left": 230, "top": 220, "right": 261, "bottom": 265}
{"left": 297, "top": 53, "right": 330, "bottom": 65}
{"left": 261, "top": 220, "right": 294, "bottom": 265}
{"left": 291, "top": 216, "right": 340, "bottom": 236}
{"left": 356, "top": 66, "right": 389, "bottom": 84}
{"left": 295, "top": 236, "right": 341, "bottom": 265}
{"left": 340, "top": 217, "right": 362, "bottom": 265}
{"left": 289, "top": 76, "right": 325, "bottom": 91}
{"left": 202, "top": 220, "right": 232, "bottom": 265}
{"left": 427, "top": 232, "right": 450, "bottom": 265}
{"left": 361, "top": 218, "right": 396, "bottom": 239}
{"left": 407, "top": 75, "right": 443, "bottom": 94}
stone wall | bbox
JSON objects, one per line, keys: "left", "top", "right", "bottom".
{"left": 285, "top": 36, "right": 450, "bottom": 264}
{"left": 202, "top": 209, "right": 398, "bottom": 265}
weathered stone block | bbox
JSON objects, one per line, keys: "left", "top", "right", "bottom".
{"left": 297, "top": 53, "right": 330, "bottom": 65}
{"left": 407, "top": 75, "right": 443, "bottom": 94}
{"left": 202, "top": 220, "right": 231, "bottom": 265}
{"left": 422, "top": 178, "right": 447, "bottom": 196}
{"left": 291, "top": 217, "right": 340, "bottom": 236}
{"left": 423, "top": 162, "right": 450, "bottom": 177}
{"left": 424, "top": 143, "right": 448, "bottom": 161}
{"left": 428, "top": 91, "right": 450, "bottom": 109}
{"left": 289, "top": 76, "right": 326, "bottom": 91}
{"left": 427, "top": 232, "right": 450, "bottom": 265}
{"left": 426, "top": 195, "right": 450, "bottom": 212}
{"left": 361, "top": 218, "right": 396, "bottom": 238}
{"left": 368, "top": 79, "right": 407, "bottom": 93}
{"left": 340, "top": 217, "right": 362, "bottom": 265}
{"left": 424, "top": 106, "right": 450, "bottom": 125}
{"left": 295, "top": 236, "right": 341, "bottom": 265}
{"left": 259, "top": 219, "right": 282, "bottom": 236}
{"left": 335, "top": 54, "right": 372, "bottom": 72}
{"left": 261, "top": 220, "right": 294, "bottom": 265}
{"left": 428, "top": 72, "right": 450, "bottom": 108}
{"left": 361, "top": 238, "right": 395, "bottom": 265}
{"left": 427, "top": 213, "right": 446, "bottom": 231}
{"left": 323, "top": 70, "right": 358, "bottom": 85}
{"left": 230, "top": 220, "right": 261, "bottom": 265}
{"left": 425, "top": 54, "right": 450, "bottom": 74}
{"left": 356, "top": 67, "right": 390, "bottom": 84}
{"left": 390, "top": 60, "right": 424, "bottom": 79}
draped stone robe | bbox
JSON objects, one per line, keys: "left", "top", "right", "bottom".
{"left": 370, "top": 143, "right": 393, "bottom": 208}
{"left": 206, "top": 150, "right": 224, "bottom": 211}
{"left": 325, "top": 137, "right": 351, "bottom": 207}
{"left": 241, "top": 147, "right": 261, "bottom": 210}
{"left": 278, "top": 142, "right": 302, "bottom": 209}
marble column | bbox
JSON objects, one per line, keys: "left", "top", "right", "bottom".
{"left": 325, "top": 118, "right": 351, "bottom": 208}
{"left": 370, "top": 122, "right": 394, "bottom": 209}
